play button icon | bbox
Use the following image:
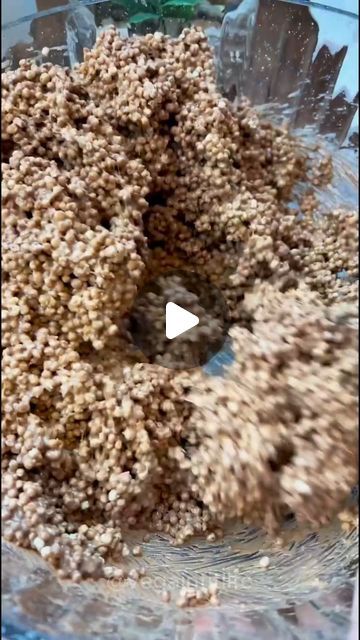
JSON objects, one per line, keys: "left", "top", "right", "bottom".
{"left": 165, "top": 302, "right": 199, "bottom": 340}
{"left": 128, "top": 270, "right": 229, "bottom": 369}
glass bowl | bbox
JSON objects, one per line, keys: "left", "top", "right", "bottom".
{"left": 1, "top": 1, "right": 358, "bottom": 639}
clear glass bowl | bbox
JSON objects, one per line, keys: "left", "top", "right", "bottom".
{"left": 1, "top": 1, "right": 358, "bottom": 639}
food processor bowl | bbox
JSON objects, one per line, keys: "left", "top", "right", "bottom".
{"left": 1, "top": 1, "right": 358, "bottom": 639}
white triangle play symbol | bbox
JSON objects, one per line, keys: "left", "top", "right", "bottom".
{"left": 165, "top": 302, "right": 199, "bottom": 340}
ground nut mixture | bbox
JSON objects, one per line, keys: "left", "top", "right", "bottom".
{"left": 1, "top": 27, "right": 358, "bottom": 584}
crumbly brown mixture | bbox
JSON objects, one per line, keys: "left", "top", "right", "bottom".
{"left": 1, "top": 27, "right": 358, "bottom": 583}
{"left": 183, "top": 284, "right": 358, "bottom": 532}
{"left": 175, "top": 583, "right": 220, "bottom": 608}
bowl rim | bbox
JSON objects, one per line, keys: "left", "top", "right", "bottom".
{"left": 1, "top": 0, "right": 358, "bottom": 31}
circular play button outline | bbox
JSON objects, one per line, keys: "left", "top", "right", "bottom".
{"left": 128, "top": 269, "right": 230, "bottom": 370}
